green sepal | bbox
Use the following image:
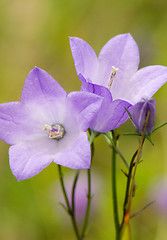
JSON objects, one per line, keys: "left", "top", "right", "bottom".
{"left": 102, "top": 131, "right": 114, "bottom": 147}
{"left": 125, "top": 107, "right": 132, "bottom": 120}
{"left": 145, "top": 134, "right": 154, "bottom": 145}
{"left": 152, "top": 121, "right": 167, "bottom": 133}
{"left": 88, "top": 129, "right": 100, "bottom": 145}
{"left": 121, "top": 132, "right": 140, "bottom": 136}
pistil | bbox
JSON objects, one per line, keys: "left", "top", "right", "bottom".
{"left": 42, "top": 124, "right": 65, "bottom": 140}
{"left": 107, "top": 66, "right": 119, "bottom": 91}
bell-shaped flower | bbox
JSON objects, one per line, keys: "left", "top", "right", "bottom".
{"left": 131, "top": 98, "right": 156, "bottom": 135}
{"left": 0, "top": 67, "right": 102, "bottom": 181}
{"left": 70, "top": 33, "right": 167, "bottom": 132}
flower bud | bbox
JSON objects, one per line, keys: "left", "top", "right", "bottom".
{"left": 131, "top": 98, "right": 156, "bottom": 135}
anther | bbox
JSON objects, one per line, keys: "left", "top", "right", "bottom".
{"left": 107, "top": 66, "right": 119, "bottom": 91}
{"left": 42, "top": 124, "right": 65, "bottom": 140}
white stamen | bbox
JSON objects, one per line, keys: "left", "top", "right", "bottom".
{"left": 107, "top": 66, "right": 119, "bottom": 91}
{"left": 42, "top": 124, "right": 65, "bottom": 139}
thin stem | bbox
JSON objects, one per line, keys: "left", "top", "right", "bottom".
{"left": 81, "top": 168, "right": 91, "bottom": 239}
{"left": 121, "top": 150, "right": 138, "bottom": 228}
{"left": 127, "top": 114, "right": 149, "bottom": 213}
{"left": 58, "top": 165, "right": 81, "bottom": 240}
{"left": 58, "top": 165, "right": 71, "bottom": 211}
{"left": 104, "top": 132, "right": 129, "bottom": 169}
{"left": 81, "top": 134, "right": 94, "bottom": 239}
{"left": 123, "top": 112, "right": 150, "bottom": 227}
{"left": 111, "top": 130, "right": 120, "bottom": 240}
{"left": 130, "top": 200, "right": 155, "bottom": 219}
{"left": 72, "top": 170, "right": 80, "bottom": 213}
{"left": 116, "top": 146, "right": 129, "bottom": 169}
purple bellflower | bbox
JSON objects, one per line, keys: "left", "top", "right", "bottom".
{"left": 0, "top": 67, "right": 102, "bottom": 181}
{"left": 131, "top": 98, "right": 156, "bottom": 135}
{"left": 70, "top": 33, "right": 167, "bottom": 132}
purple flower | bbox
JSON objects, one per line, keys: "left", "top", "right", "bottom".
{"left": 131, "top": 98, "right": 156, "bottom": 135}
{"left": 0, "top": 67, "right": 102, "bottom": 181}
{"left": 70, "top": 33, "right": 167, "bottom": 132}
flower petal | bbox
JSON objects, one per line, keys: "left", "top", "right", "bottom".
{"left": 80, "top": 73, "right": 112, "bottom": 100}
{"left": 53, "top": 132, "right": 91, "bottom": 169}
{"left": 90, "top": 99, "right": 132, "bottom": 132}
{"left": 21, "top": 67, "right": 67, "bottom": 103}
{"left": 67, "top": 90, "right": 103, "bottom": 131}
{"left": 9, "top": 144, "right": 53, "bottom": 181}
{"left": 70, "top": 37, "right": 98, "bottom": 82}
{"left": 97, "top": 33, "right": 140, "bottom": 89}
{"left": 0, "top": 102, "right": 34, "bottom": 145}
{"left": 122, "top": 65, "right": 167, "bottom": 104}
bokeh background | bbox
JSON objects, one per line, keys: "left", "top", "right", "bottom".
{"left": 1, "top": 0, "right": 167, "bottom": 239}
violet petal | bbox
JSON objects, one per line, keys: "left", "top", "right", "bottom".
{"left": 67, "top": 91, "right": 103, "bottom": 131}
{"left": 90, "top": 98, "right": 132, "bottom": 132}
{"left": 53, "top": 132, "right": 91, "bottom": 169}
{"left": 122, "top": 65, "right": 167, "bottom": 104}
{"left": 70, "top": 37, "right": 98, "bottom": 82}
{"left": 21, "top": 67, "right": 67, "bottom": 104}
{"left": 98, "top": 33, "right": 140, "bottom": 87}
{"left": 9, "top": 144, "right": 53, "bottom": 181}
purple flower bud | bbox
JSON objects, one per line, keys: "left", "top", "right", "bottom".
{"left": 131, "top": 98, "right": 156, "bottom": 135}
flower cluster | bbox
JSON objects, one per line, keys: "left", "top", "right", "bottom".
{"left": 0, "top": 33, "right": 167, "bottom": 181}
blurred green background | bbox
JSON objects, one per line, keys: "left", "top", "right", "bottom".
{"left": 1, "top": 0, "right": 167, "bottom": 239}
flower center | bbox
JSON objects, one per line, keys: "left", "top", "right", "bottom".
{"left": 107, "top": 66, "right": 119, "bottom": 91}
{"left": 42, "top": 124, "right": 65, "bottom": 140}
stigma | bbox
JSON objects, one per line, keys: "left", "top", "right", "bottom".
{"left": 42, "top": 124, "right": 65, "bottom": 140}
{"left": 107, "top": 66, "right": 119, "bottom": 91}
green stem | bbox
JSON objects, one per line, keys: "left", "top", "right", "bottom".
{"left": 104, "top": 132, "right": 129, "bottom": 169}
{"left": 116, "top": 146, "right": 129, "bottom": 169}
{"left": 121, "top": 150, "right": 138, "bottom": 228}
{"left": 58, "top": 165, "right": 71, "bottom": 211}
{"left": 111, "top": 131, "right": 120, "bottom": 240}
{"left": 72, "top": 170, "right": 80, "bottom": 213}
{"left": 81, "top": 134, "right": 94, "bottom": 239}
{"left": 81, "top": 168, "right": 91, "bottom": 239}
{"left": 58, "top": 165, "right": 81, "bottom": 240}
{"left": 121, "top": 112, "right": 150, "bottom": 238}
